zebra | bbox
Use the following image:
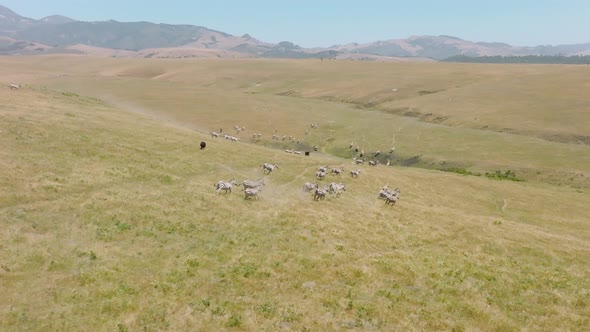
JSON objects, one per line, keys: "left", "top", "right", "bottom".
{"left": 244, "top": 187, "right": 261, "bottom": 200}
{"left": 303, "top": 181, "right": 318, "bottom": 192}
{"left": 243, "top": 178, "right": 265, "bottom": 190}
{"left": 315, "top": 170, "right": 326, "bottom": 180}
{"left": 214, "top": 179, "right": 240, "bottom": 194}
{"left": 330, "top": 167, "right": 344, "bottom": 175}
{"left": 384, "top": 194, "right": 399, "bottom": 205}
{"left": 383, "top": 187, "right": 401, "bottom": 205}
{"left": 9, "top": 84, "right": 20, "bottom": 90}
{"left": 211, "top": 131, "right": 221, "bottom": 138}
{"left": 318, "top": 165, "right": 330, "bottom": 173}
{"left": 313, "top": 186, "right": 328, "bottom": 201}
{"left": 355, "top": 159, "right": 365, "bottom": 164}
{"left": 368, "top": 160, "right": 379, "bottom": 166}
{"left": 262, "top": 163, "right": 279, "bottom": 174}
{"left": 379, "top": 186, "right": 400, "bottom": 200}
{"left": 328, "top": 182, "right": 346, "bottom": 197}
{"left": 350, "top": 170, "right": 361, "bottom": 178}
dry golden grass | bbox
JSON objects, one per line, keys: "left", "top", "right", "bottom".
{"left": 10, "top": 56, "right": 587, "bottom": 188}
{"left": 1, "top": 57, "right": 589, "bottom": 331}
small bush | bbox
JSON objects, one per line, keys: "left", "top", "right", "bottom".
{"left": 115, "top": 220, "right": 131, "bottom": 231}
{"left": 211, "top": 306, "right": 225, "bottom": 316}
{"left": 158, "top": 175, "right": 173, "bottom": 184}
{"left": 226, "top": 314, "right": 242, "bottom": 327}
{"left": 255, "top": 302, "right": 276, "bottom": 318}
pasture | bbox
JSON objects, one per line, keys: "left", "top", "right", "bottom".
{"left": 1, "top": 56, "right": 589, "bottom": 330}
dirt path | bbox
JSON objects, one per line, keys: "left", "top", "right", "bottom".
{"left": 99, "top": 93, "right": 211, "bottom": 134}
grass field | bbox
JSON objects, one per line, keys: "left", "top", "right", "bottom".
{"left": 1, "top": 56, "right": 589, "bottom": 330}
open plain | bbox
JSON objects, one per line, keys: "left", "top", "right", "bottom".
{"left": 1, "top": 56, "right": 589, "bottom": 330}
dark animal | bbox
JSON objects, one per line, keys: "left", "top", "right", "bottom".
{"left": 200, "top": 141, "right": 206, "bottom": 150}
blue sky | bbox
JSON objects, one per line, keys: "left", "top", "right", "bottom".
{"left": 2, "top": 1, "right": 589, "bottom": 47}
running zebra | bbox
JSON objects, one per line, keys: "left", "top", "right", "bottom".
{"left": 262, "top": 163, "right": 280, "bottom": 174}
{"left": 214, "top": 179, "right": 240, "bottom": 194}
{"left": 313, "top": 186, "right": 329, "bottom": 201}
{"left": 244, "top": 187, "right": 262, "bottom": 200}
{"left": 303, "top": 181, "right": 318, "bottom": 192}
{"left": 316, "top": 170, "right": 326, "bottom": 180}
{"left": 243, "top": 178, "right": 265, "bottom": 190}
{"left": 350, "top": 170, "right": 361, "bottom": 178}
{"left": 379, "top": 186, "right": 401, "bottom": 205}
{"left": 318, "top": 165, "right": 330, "bottom": 173}
{"left": 330, "top": 167, "right": 344, "bottom": 175}
{"left": 328, "top": 182, "right": 346, "bottom": 197}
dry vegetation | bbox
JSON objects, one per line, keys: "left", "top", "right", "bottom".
{"left": 1, "top": 56, "right": 589, "bottom": 331}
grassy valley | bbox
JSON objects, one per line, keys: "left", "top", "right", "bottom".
{"left": 1, "top": 57, "right": 589, "bottom": 330}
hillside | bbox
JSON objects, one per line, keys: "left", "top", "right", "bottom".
{"left": 12, "top": 56, "right": 588, "bottom": 190}
{"left": 1, "top": 58, "right": 589, "bottom": 330}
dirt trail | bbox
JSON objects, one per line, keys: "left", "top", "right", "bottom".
{"left": 98, "top": 93, "right": 211, "bottom": 134}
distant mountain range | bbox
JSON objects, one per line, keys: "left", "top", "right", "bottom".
{"left": 2, "top": 4, "right": 590, "bottom": 60}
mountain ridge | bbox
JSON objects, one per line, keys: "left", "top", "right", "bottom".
{"left": 1, "top": 4, "right": 590, "bottom": 59}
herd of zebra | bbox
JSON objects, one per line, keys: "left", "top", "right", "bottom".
{"left": 214, "top": 163, "right": 400, "bottom": 205}
{"left": 303, "top": 180, "right": 346, "bottom": 201}
{"left": 210, "top": 123, "right": 400, "bottom": 205}
{"left": 213, "top": 163, "right": 278, "bottom": 200}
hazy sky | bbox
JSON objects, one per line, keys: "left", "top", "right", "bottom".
{"left": 2, "top": 1, "right": 589, "bottom": 47}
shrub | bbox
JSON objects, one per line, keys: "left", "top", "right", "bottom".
{"left": 485, "top": 170, "right": 524, "bottom": 181}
